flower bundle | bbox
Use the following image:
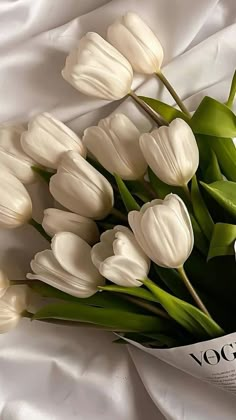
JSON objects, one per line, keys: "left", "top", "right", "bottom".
{"left": 0, "top": 12, "right": 236, "bottom": 358}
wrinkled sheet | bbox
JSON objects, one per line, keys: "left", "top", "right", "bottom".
{"left": 0, "top": 0, "right": 236, "bottom": 418}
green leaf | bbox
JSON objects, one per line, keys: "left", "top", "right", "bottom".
{"left": 185, "top": 251, "right": 236, "bottom": 307}
{"left": 191, "top": 175, "right": 214, "bottom": 240}
{"left": 201, "top": 180, "right": 236, "bottom": 219}
{"left": 126, "top": 180, "right": 150, "bottom": 202}
{"left": 226, "top": 70, "right": 236, "bottom": 109}
{"left": 148, "top": 168, "right": 186, "bottom": 202}
{"left": 204, "top": 151, "right": 223, "bottom": 183}
{"left": 196, "top": 135, "right": 236, "bottom": 182}
{"left": 191, "top": 96, "right": 236, "bottom": 138}
{"left": 28, "top": 280, "right": 146, "bottom": 312}
{"left": 207, "top": 137, "right": 236, "bottom": 181}
{"left": 190, "top": 215, "right": 208, "bottom": 256}
{"left": 139, "top": 96, "right": 189, "bottom": 123}
{"left": 98, "top": 284, "right": 157, "bottom": 302}
{"left": 144, "top": 279, "right": 224, "bottom": 339}
{"left": 33, "top": 302, "right": 171, "bottom": 333}
{"left": 154, "top": 265, "right": 194, "bottom": 303}
{"left": 114, "top": 174, "right": 140, "bottom": 212}
{"left": 208, "top": 223, "right": 236, "bottom": 260}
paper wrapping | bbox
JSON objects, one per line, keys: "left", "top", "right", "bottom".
{"left": 127, "top": 333, "right": 236, "bottom": 395}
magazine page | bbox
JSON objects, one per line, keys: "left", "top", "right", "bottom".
{"left": 126, "top": 333, "right": 236, "bottom": 394}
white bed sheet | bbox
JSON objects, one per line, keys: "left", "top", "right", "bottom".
{"left": 0, "top": 1, "right": 236, "bottom": 418}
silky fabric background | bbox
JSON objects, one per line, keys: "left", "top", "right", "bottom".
{"left": 0, "top": 0, "right": 236, "bottom": 419}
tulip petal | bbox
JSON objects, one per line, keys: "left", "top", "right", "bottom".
{"left": 100, "top": 255, "right": 143, "bottom": 287}
{"left": 52, "top": 232, "right": 103, "bottom": 286}
{"left": 0, "top": 286, "right": 28, "bottom": 333}
{"left": 42, "top": 208, "right": 99, "bottom": 244}
{"left": 140, "top": 119, "right": 199, "bottom": 186}
{"left": 28, "top": 249, "right": 101, "bottom": 298}
{"left": 141, "top": 205, "right": 193, "bottom": 268}
{"left": 62, "top": 33, "right": 133, "bottom": 100}
{"left": 50, "top": 152, "right": 114, "bottom": 219}
{"left": 164, "top": 194, "right": 194, "bottom": 251}
{"left": 128, "top": 210, "right": 157, "bottom": 263}
{"left": 107, "top": 12, "right": 163, "bottom": 74}
{"left": 0, "top": 171, "right": 32, "bottom": 228}
{"left": 112, "top": 227, "right": 150, "bottom": 273}
{"left": 21, "top": 113, "right": 86, "bottom": 169}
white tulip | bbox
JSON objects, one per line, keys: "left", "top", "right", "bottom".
{"left": 0, "top": 270, "right": 10, "bottom": 298}
{"left": 0, "top": 125, "right": 36, "bottom": 184}
{"left": 139, "top": 119, "right": 199, "bottom": 186}
{"left": 49, "top": 151, "right": 114, "bottom": 220}
{"left": 21, "top": 113, "right": 86, "bottom": 170}
{"left": 0, "top": 286, "right": 29, "bottom": 333}
{"left": 107, "top": 12, "right": 163, "bottom": 74}
{"left": 42, "top": 208, "right": 99, "bottom": 245}
{"left": 128, "top": 194, "right": 194, "bottom": 268}
{"left": 91, "top": 225, "right": 150, "bottom": 287}
{"left": 27, "top": 232, "right": 105, "bottom": 298}
{"left": 62, "top": 32, "right": 133, "bottom": 100}
{"left": 83, "top": 113, "right": 147, "bottom": 180}
{"left": 0, "top": 171, "right": 32, "bottom": 228}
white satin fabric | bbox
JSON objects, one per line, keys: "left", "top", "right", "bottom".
{"left": 0, "top": 0, "right": 236, "bottom": 418}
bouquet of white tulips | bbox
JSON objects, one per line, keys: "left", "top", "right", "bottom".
{"left": 1, "top": 12, "right": 236, "bottom": 393}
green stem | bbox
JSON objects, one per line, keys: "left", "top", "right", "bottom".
{"left": 140, "top": 178, "right": 157, "bottom": 199}
{"left": 177, "top": 266, "right": 211, "bottom": 317}
{"left": 182, "top": 183, "right": 192, "bottom": 202}
{"left": 111, "top": 208, "right": 128, "bottom": 222}
{"left": 29, "top": 219, "right": 51, "bottom": 242}
{"left": 121, "top": 295, "right": 170, "bottom": 319}
{"left": 129, "top": 90, "right": 164, "bottom": 126}
{"left": 156, "top": 71, "right": 191, "bottom": 118}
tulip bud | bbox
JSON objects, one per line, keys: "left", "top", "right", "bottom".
{"left": 49, "top": 151, "right": 114, "bottom": 220}
{"left": 91, "top": 225, "right": 150, "bottom": 286}
{"left": 27, "top": 232, "right": 105, "bottom": 298}
{"left": 0, "top": 286, "right": 29, "bottom": 333}
{"left": 0, "top": 171, "right": 32, "bottom": 228}
{"left": 0, "top": 125, "right": 36, "bottom": 184}
{"left": 0, "top": 270, "right": 10, "bottom": 297}
{"left": 21, "top": 113, "right": 86, "bottom": 170}
{"left": 42, "top": 208, "right": 99, "bottom": 245}
{"left": 62, "top": 32, "right": 133, "bottom": 100}
{"left": 129, "top": 194, "right": 194, "bottom": 268}
{"left": 139, "top": 119, "right": 199, "bottom": 186}
{"left": 107, "top": 12, "right": 163, "bottom": 74}
{"left": 83, "top": 113, "right": 147, "bottom": 180}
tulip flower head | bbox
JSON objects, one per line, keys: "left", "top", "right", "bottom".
{"left": 49, "top": 151, "right": 114, "bottom": 220}
{"left": 91, "top": 225, "right": 150, "bottom": 286}
{"left": 27, "top": 232, "right": 105, "bottom": 297}
{"left": 83, "top": 113, "right": 147, "bottom": 180}
{"left": 42, "top": 208, "right": 100, "bottom": 245}
{"left": 0, "top": 286, "right": 29, "bottom": 333}
{"left": 129, "top": 194, "right": 194, "bottom": 269}
{"left": 0, "top": 125, "right": 36, "bottom": 184}
{"left": 0, "top": 171, "right": 32, "bottom": 228}
{"left": 21, "top": 113, "right": 86, "bottom": 170}
{"left": 62, "top": 32, "right": 133, "bottom": 100}
{"left": 0, "top": 270, "right": 10, "bottom": 298}
{"left": 139, "top": 118, "right": 199, "bottom": 186}
{"left": 107, "top": 12, "right": 163, "bottom": 74}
